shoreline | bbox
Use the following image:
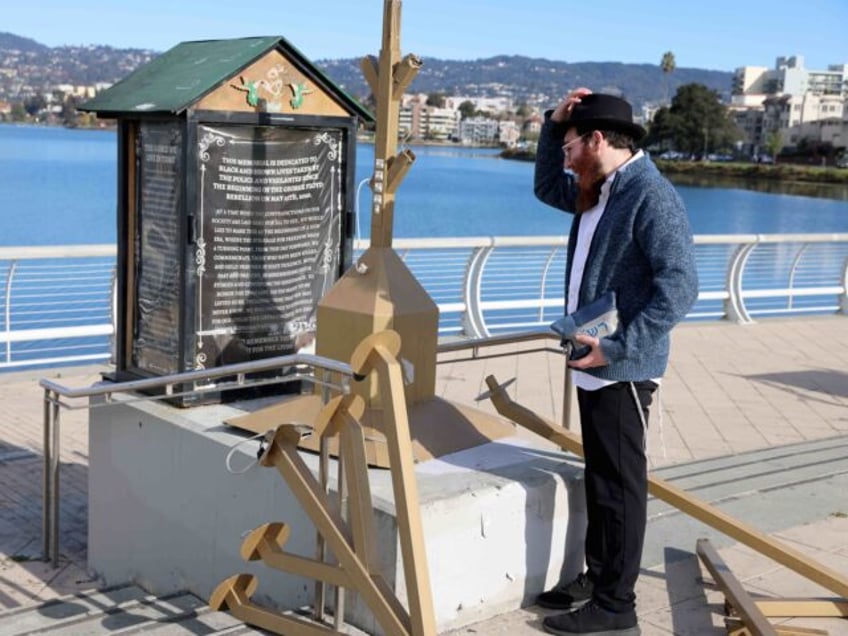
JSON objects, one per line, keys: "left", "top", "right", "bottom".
{"left": 500, "top": 148, "right": 848, "bottom": 186}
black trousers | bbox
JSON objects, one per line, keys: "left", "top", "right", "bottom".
{"left": 577, "top": 380, "right": 656, "bottom": 613}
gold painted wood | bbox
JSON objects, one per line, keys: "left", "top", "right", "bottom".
{"left": 239, "top": 523, "right": 350, "bottom": 588}
{"left": 260, "top": 424, "right": 413, "bottom": 636}
{"left": 726, "top": 618, "right": 829, "bottom": 636}
{"left": 483, "top": 374, "right": 848, "bottom": 599}
{"left": 339, "top": 414, "right": 380, "bottom": 573}
{"left": 368, "top": 0, "right": 420, "bottom": 248}
{"left": 754, "top": 599, "right": 848, "bottom": 618}
{"left": 210, "top": 573, "right": 258, "bottom": 612}
{"left": 386, "top": 149, "right": 415, "bottom": 193}
{"left": 360, "top": 56, "right": 379, "bottom": 95}
{"left": 228, "top": 389, "right": 515, "bottom": 468}
{"left": 313, "top": 394, "right": 367, "bottom": 438}
{"left": 697, "top": 538, "right": 778, "bottom": 636}
{"left": 391, "top": 55, "right": 421, "bottom": 101}
{"left": 316, "top": 247, "right": 438, "bottom": 408}
{"left": 351, "top": 330, "right": 437, "bottom": 636}
{"left": 195, "top": 49, "right": 347, "bottom": 116}
{"left": 211, "top": 574, "right": 343, "bottom": 636}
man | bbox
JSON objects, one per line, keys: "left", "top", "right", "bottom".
{"left": 533, "top": 90, "right": 698, "bottom": 636}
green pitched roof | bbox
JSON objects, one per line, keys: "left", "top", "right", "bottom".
{"left": 80, "top": 36, "right": 373, "bottom": 122}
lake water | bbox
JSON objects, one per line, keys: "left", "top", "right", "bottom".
{"left": 1, "top": 124, "right": 847, "bottom": 247}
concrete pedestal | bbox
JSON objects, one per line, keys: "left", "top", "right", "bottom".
{"left": 88, "top": 395, "right": 586, "bottom": 633}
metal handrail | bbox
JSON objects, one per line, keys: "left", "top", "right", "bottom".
{"left": 40, "top": 352, "right": 355, "bottom": 567}
{"left": 359, "top": 233, "right": 848, "bottom": 334}
{"left": 39, "top": 329, "right": 564, "bottom": 569}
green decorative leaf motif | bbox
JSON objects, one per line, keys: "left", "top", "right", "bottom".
{"left": 289, "top": 82, "right": 313, "bottom": 109}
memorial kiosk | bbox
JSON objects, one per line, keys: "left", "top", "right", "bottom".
{"left": 81, "top": 19, "right": 579, "bottom": 635}
{"left": 81, "top": 36, "right": 373, "bottom": 402}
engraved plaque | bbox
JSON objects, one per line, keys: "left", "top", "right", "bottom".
{"left": 133, "top": 122, "right": 183, "bottom": 375}
{"left": 193, "top": 124, "right": 344, "bottom": 370}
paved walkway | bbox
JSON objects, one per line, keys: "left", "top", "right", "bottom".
{"left": 0, "top": 317, "right": 847, "bottom": 634}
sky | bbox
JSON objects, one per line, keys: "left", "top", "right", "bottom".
{"left": 3, "top": 0, "right": 847, "bottom": 73}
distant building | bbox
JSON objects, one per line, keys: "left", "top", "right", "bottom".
{"left": 730, "top": 55, "right": 848, "bottom": 155}
{"left": 398, "top": 94, "right": 460, "bottom": 141}
{"left": 522, "top": 113, "right": 542, "bottom": 137}
{"left": 499, "top": 120, "right": 521, "bottom": 147}
{"left": 735, "top": 56, "right": 847, "bottom": 98}
{"left": 445, "top": 95, "right": 514, "bottom": 114}
{"left": 458, "top": 117, "right": 499, "bottom": 144}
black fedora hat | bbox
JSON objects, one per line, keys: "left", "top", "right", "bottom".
{"left": 563, "top": 93, "right": 646, "bottom": 141}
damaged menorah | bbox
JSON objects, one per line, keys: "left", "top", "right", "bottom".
{"left": 210, "top": 330, "right": 437, "bottom": 636}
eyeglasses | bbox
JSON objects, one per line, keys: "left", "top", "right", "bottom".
{"left": 561, "top": 134, "right": 588, "bottom": 156}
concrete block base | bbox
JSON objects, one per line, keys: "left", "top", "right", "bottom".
{"left": 88, "top": 396, "right": 586, "bottom": 633}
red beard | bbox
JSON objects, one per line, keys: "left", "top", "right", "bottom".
{"left": 572, "top": 148, "right": 605, "bottom": 213}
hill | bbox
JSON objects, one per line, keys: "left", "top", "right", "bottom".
{"left": 0, "top": 32, "right": 157, "bottom": 99}
{"left": 320, "top": 55, "right": 732, "bottom": 108}
{"left": 0, "top": 32, "right": 732, "bottom": 109}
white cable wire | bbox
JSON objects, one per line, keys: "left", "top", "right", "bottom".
{"left": 225, "top": 431, "right": 268, "bottom": 475}
{"left": 628, "top": 382, "right": 667, "bottom": 461}
{"left": 629, "top": 382, "right": 649, "bottom": 455}
{"left": 656, "top": 386, "right": 668, "bottom": 460}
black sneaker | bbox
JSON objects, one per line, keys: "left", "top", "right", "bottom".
{"left": 542, "top": 600, "right": 639, "bottom": 635}
{"left": 536, "top": 572, "right": 594, "bottom": 610}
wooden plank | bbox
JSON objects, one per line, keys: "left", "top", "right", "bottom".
{"left": 697, "top": 538, "right": 778, "bottom": 636}
{"left": 340, "top": 414, "right": 380, "bottom": 573}
{"left": 483, "top": 375, "right": 848, "bottom": 599}
{"left": 755, "top": 599, "right": 848, "bottom": 618}
{"left": 726, "top": 617, "right": 829, "bottom": 635}
{"left": 375, "top": 349, "right": 438, "bottom": 636}
{"left": 368, "top": 0, "right": 415, "bottom": 248}
{"left": 261, "top": 426, "right": 412, "bottom": 636}
{"left": 239, "top": 523, "right": 351, "bottom": 588}
{"left": 236, "top": 601, "right": 341, "bottom": 636}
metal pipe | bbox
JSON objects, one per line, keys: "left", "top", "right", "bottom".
{"left": 42, "top": 388, "right": 52, "bottom": 561}
{"left": 50, "top": 396, "right": 60, "bottom": 568}
{"left": 5, "top": 260, "right": 16, "bottom": 364}
{"left": 314, "top": 434, "right": 329, "bottom": 622}
{"left": 538, "top": 246, "right": 560, "bottom": 323}
{"left": 787, "top": 243, "right": 810, "bottom": 310}
{"left": 39, "top": 353, "right": 354, "bottom": 400}
{"left": 437, "top": 329, "right": 557, "bottom": 355}
{"left": 313, "top": 372, "right": 333, "bottom": 621}
{"left": 333, "top": 440, "right": 347, "bottom": 630}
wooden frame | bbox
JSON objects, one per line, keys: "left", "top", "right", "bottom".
{"left": 482, "top": 374, "right": 848, "bottom": 635}
{"left": 211, "top": 330, "right": 436, "bottom": 636}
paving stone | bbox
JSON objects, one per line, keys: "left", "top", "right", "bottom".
{"left": 1, "top": 322, "right": 847, "bottom": 633}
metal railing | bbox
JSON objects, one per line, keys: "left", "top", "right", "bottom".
{"left": 2, "top": 245, "right": 117, "bottom": 369}
{"left": 40, "top": 331, "right": 561, "bottom": 568}
{"left": 40, "top": 351, "right": 355, "bottom": 567}
{"left": 383, "top": 233, "right": 848, "bottom": 336}
{"left": 3, "top": 233, "right": 847, "bottom": 369}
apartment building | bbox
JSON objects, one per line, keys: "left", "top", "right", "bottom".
{"left": 730, "top": 55, "right": 847, "bottom": 155}
{"left": 398, "top": 94, "right": 460, "bottom": 141}
{"left": 498, "top": 120, "right": 521, "bottom": 147}
{"left": 457, "top": 117, "right": 499, "bottom": 144}
{"left": 444, "top": 95, "right": 514, "bottom": 113}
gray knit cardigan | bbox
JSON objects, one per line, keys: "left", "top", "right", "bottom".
{"left": 534, "top": 115, "right": 699, "bottom": 382}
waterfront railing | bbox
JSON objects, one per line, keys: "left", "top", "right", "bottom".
{"left": 3, "top": 233, "right": 847, "bottom": 370}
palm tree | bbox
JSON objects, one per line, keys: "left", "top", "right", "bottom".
{"left": 661, "top": 51, "right": 676, "bottom": 105}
